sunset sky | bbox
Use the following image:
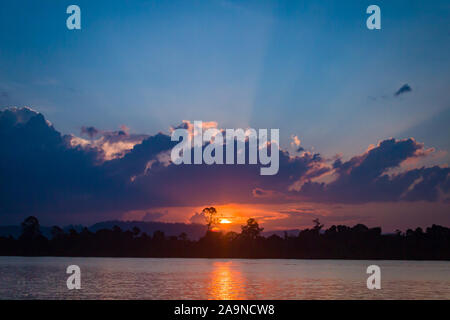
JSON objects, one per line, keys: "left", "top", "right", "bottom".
{"left": 0, "top": 0, "right": 449, "bottom": 232}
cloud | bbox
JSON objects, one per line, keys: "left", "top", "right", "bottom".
{"left": 81, "top": 126, "right": 99, "bottom": 138}
{"left": 142, "top": 210, "right": 167, "bottom": 222}
{"left": 0, "top": 107, "right": 105, "bottom": 219}
{"left": 251, "top": 188, "right": 287, "bottom": 200}
{"left": 298, "top": 138, "right": 449, "bottom": 203}
{"left": 290, "top": 135, "right": 304, "bottom": 152}
{"left": 189, "top": 212, "right": 207, "bottom": 224}
{"left": 71, "top": 126, "right": 149, "bottom": 161}
{"left": 0, "top": 108, "right": 448, "bottom": 225}
{"left": 394, "top": 84, "right": 412, "bottom": 97}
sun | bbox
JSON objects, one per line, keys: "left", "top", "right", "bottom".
{"left": 220, "top": 218, "right": 232, "bottom": 224}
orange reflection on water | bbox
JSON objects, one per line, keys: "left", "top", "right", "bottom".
{"left": 208, "top": 261, "right": 247, "bottom": 300}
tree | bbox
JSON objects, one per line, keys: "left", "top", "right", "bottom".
{"left": 112, "top": 225, "right": 122, "bottom": 233}
{"left": 178, "top": 232, "right": 188, "bottom": 241}
{"left": 224, "top": 231, "right": 239, "bottom": 242}
{"left": 51, "top": 226, "right": 65, "bottom": 239}
{"left": 132, "top": 227, "right": 141, "bottom": 237}
{"left": 312, "top": 218, "right": 324, "bottom": 233}
{"left": 241, "top": 218, "right": 264, "bottom": 240}
{"left": 20, "top": 216, "right": 41, "bottom": 240}
{"left": 202, "top": 207, "right": 218, "bottom": 231}
{"left": 153, "top": 230, "right": 165, "bottom": 242}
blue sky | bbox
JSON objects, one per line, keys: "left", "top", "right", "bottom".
{"left": 0, "top": 1, "right": 449, "bottom": 229}
{"left": 0, "top": 0, "right": 449, "bottom": 159}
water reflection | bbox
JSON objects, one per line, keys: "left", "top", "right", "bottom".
{"left": 1, "top": 257, "right": 449, "bottom": 299}
{"left": 208, "top": 261, "right": 247, "bottom": 299}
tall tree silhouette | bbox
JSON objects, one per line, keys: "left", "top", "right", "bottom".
{"left": 202, "top": 207, "right": 218, "bottom": 231}
{"left": 241, "top": 218, "right": 264, "bottom": 240}
{"left": 20, "top": 216, "right": 41, "bottom": 240}
{"left": 312, "top": 218, "right": 324, "bottom": 233}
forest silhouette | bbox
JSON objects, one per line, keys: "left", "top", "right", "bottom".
{"left": 1, "top": 208, "right": 449, "bottom": 260}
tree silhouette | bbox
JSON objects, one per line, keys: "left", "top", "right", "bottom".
{"left": 132, "top": 227, "right": 141, "bottom": 237}
{"left": 312, "top": 218, "right": 324, "bottom": 233}
{"left": 178, "top": 232, "right": 188, "bottom": 241}
{"left": 20, "top": 216, "right": 41, "bottom": 240}
{"left": 202, "top": 207, "right": 218, "bottom": 231}
{"left": 153, "top": 230, "right": 165, "bottom": 241}
{"left": 1, "top": 216, "right": 449, "bottom": 259}
{"left": 241, "top": 218, "right": 264, "bottom": 240}
{"left": 225, "top": 231, "right": 239, "bottom": 242}
{"left": 51, "top": 226, "right": 64, "bottom": 239}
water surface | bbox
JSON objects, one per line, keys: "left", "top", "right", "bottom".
{"left": 0, "top": 257, "right": 448, "bottom": 299}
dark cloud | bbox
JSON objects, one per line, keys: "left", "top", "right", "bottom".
{"left": 298, "top": 138, "right": 449, "bottom": 203}
{"left": 0, "top": 108, "right": 448, "bottom": 224}
{"left": 142, "top": 211, "right": 167, "bottom": 222}
{"left": 394, "top": 84, "right": 412, "bottom": 97}
{"left": 0, "top": 107, "right": 107, "bottom": 220}
{"left": 81, "top": 126, "right": 99, "bottom": 138}
{"left": 251, "top": 188, "right": 286, "bottom": 199}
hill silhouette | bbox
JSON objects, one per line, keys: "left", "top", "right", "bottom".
{"left": 0, "top": 220, "right": 207, "bottom": 240}
{"left": 89, "top": 220, "right": 207, "bottom": 240}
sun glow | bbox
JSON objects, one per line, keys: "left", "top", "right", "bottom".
{"left": 208, "top": 261, "right": 246, "bottom": 299}
{"left": 220, "top": 219, "right": 232, "bottom": 224}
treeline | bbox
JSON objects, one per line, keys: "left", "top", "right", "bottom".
{"left": 0, "top": 216, "right": 449, "bottom": 260}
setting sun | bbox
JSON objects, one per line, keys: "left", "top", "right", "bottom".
{"left": 220, "top": 219, "right": 232, "bottom": 224}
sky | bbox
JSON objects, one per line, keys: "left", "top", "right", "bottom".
{"left": 0, "top": 0, "right": 449, "bottom": 232}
